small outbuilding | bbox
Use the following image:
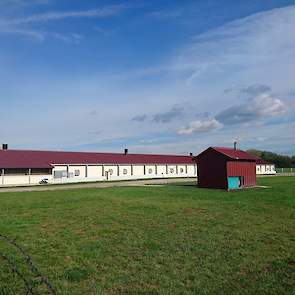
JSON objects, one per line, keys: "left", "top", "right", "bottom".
{"left": 195, "top": 146, "right": 257, "bottom": 190}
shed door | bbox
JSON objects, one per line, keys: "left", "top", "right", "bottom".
{"left": 228, "top": 177, "right": 241, "bottom": 189}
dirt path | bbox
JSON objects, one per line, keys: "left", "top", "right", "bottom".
{"left": 0, "top": 178, "right": 196, "bottom": 193}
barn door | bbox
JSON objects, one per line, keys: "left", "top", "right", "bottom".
{"left": 228, "top": 177, "right": 240, "bottom": 190}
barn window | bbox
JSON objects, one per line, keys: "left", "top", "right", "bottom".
{"left": 148, "top": 169, "right": 153, "bottom": 174}
{"left": 123, "top": 169, "right": 128, "bottom": 175}
{"left": 31, "top": 168, "right": 52, "bottom": 175}
{"left": 54, "top": 170, "right": 67, "bottom": 178}
{"left": 4, "top": 169, "right": 29, "bottom": 175}
{"left": 109, "top": 169, "right": 113, "bottom": 175}
{"left": 170, "top": 168, "right": 174, "bottom": 173}
{"left": 180, "top": 168, "right": 184, "bottom": 173}
{"left": 75, "top": 170, "right": 80, "bottom": 176}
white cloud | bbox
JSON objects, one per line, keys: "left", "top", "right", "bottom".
{"left": 0, "top": 27, "right": 84, "bottom": 42}
{"left": 171, "top": 5, "right": 295, "bottom": 87}
{"left": 0, "top": 4, "right": 125, "bottom": 41}
{"left": 0, "top": 0, "right": 50, "bottom": 7}
{"left": 253, "top": 94, "right": 285, "bottom": 117}
{"left": 49, "top": 32, "right": 84, "bottom": 44}
{"left": 178, "top": 118, "right": 223, "bottom": 135}
{"left": 216, "top": 89, "right": 286, "bottom": 125}
{"left": 0, "top": 27, "right": 44, "bottom": 41}
{"left": 0, "top": 5, "right": 125, "bottom": 26}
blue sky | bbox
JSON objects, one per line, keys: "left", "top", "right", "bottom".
{"left": 1, "top": 0, "right": 295, "bottom": 155}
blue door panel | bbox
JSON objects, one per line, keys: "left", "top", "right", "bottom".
{"left": 228, "top": 177, "right": 240, "bottom": 189}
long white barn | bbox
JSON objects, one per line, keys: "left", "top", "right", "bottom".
{"left": 0, "top": 146, "right": 275, "bottom": 187}
{"left": 0, "top": 147, "right": 197, "bottom": 186}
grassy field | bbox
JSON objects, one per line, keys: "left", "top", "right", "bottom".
{"left": 0, "top": 177, "right": 294, "bottom": 295}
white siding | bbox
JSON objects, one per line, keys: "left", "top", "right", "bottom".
{"left": 133, "top": 165, "right": 145, "bottom": 176}
{"left": 30, "top": 175, "right": 53, "bottom": 184}
{"left": 1, "top": 162, "right": 198, "bottom": 186}
{"left": 3, "top": 175, "right": 30, "bottom": 185}
{"left": 68, "top": 165, "right": 86, "bottom": 178}
{"left": 157, "top": 165, "right": 167, "bottom": 177}
{"left": 178, "top": 165, "right": 186, "bottom": 176}
{"left": 256, "top": 164, "right": 276, "bottom": 175}
{"left": 2, "top": 174, "right": 52, "bottom": 186}
{"left": 167, "top": 165, "right": 177, "bottom": 177}
{"left": 87, "top": 165, "right": 103, "bottom": 179}
{"left": 104, "top": 165, "right": 119, "bottom": 180}
{"left": 118, "top": 165, "right": 132, "bottom": 178}
{"left": 187, "top": 165, "right": 197, "bottom": 176}
{"left": 145, "top": 165, "right": 156, "bottom": 177}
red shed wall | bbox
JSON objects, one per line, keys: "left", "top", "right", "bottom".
{"left": 227, "top": 161, "right": 256, "bottom": 187}
{"left": 197, "top": 149, "right": 228, "bottom": 189}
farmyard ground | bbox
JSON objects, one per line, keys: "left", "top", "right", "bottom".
{"left": 0, "top": 177, "right": 294, "bottom": 294}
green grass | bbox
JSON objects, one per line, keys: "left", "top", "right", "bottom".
{"left": 0, "top": 177, "right": 294, "bottom": 295}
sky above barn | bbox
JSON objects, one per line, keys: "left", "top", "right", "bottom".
{"left": 0, "top": 0, "right": 295, "bottom": 155}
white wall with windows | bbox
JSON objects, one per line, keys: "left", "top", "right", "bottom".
{"left": 256, "top": 164, "right": 276, "bottom": 175}
{"left": 0, "top": 162, "right": 278, "bottom": 187}
{"left": 51, "top": 163, "right": 198, "bottom": 184}
{"left": 0, "top": 163, "right": 198, "bottom": 186}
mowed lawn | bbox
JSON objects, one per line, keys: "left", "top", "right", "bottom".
{"left": 0, "top": 177, "right": 294, "bottom": 295}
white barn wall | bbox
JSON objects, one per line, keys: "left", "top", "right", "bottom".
{"left": 104, "top": 165, "right": 119, "bottom": 180}
{"left": 30, "top": 175, "right": 53, "bottom": 184}
{"left": 167, "top": 165, "right": 177, "bottom": 177}
{"left": 3, "top": 174, "right": 53, "bottom": 186}
{"left": 68, "top": 165, "right": 86, "bottom": 178}
{"left": 87, "top": 165, "right": 103, "bottom": 179}
{"left": 3, "top": 175, "right": 30, "bottom": 185}
{"left": 187, "top": 165, "right": 197, "bottom": 176}
{"left": 156, "top": 165, "right": 167, "bottom": 177}
{"left": 145, "top": 165, "right": 156, "bottom": 178}
{"left": 4, "top": 163, "right": 277, "bottom": 187}
{"left": 256, "top": 164, "right": 276, "bottom": 175}
{"left": 133, "top": 165, "right": 145, "bottom": 177}
{"left": 178, "top": 165, "right": 186, "bottom": 176}
{"left": 118, "top": 165, "right": 132, "bottom": 179}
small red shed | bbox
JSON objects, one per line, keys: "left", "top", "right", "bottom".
{"left": 195, "top": 147, "right": 257, "bottom": 190}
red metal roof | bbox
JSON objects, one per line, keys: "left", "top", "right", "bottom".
{"left": 0, "top": 149, "right": 194, "bottom": 169}
{"left": 211, "top": 147, "right": 257, "bottom": 161}
{"left": 195, "top": 147, "right": 257, "bottom": 161}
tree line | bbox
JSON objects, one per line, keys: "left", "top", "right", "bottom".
{"left": 247, "top": 149, "right": 295, "bottom": 168}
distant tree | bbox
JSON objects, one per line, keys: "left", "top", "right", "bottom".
{"left": 247, "top": 149, "right": 295, "bottom": 168}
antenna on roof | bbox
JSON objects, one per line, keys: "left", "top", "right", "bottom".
{"left": 124, "top": 148, "right": 128, "bottom": 155}
{"left": 234, "top": 141, "right": 238, "bottom": 150}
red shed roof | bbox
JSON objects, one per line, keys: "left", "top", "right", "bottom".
{"left": 212, "top": 147, "right": 257, "bottom": 160}
{"left": 0, "top": 149, "right": 194, "bottom": 169}
{"left": 196, "top": 147, "right": 257, "bottom": 161}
